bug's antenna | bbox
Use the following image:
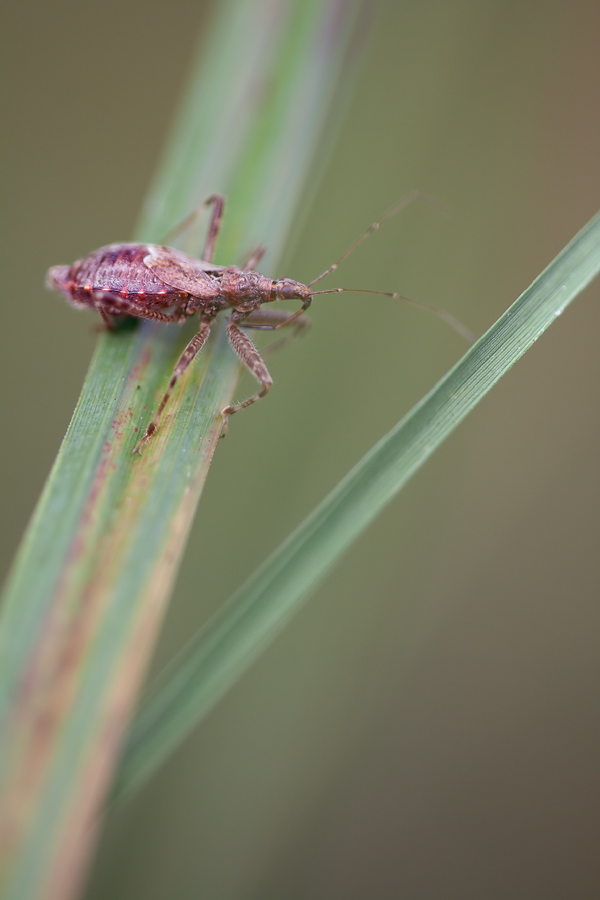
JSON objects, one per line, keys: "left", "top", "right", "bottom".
{"left": 311, "top": 287, "right": 476, "bottom": 344}
{"left": 306, "top": 190, "right": 450, "bottom": 288}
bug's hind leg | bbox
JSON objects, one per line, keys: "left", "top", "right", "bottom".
{"left": 221, "top": 315, "right": 274, "bottom": 436}
{"left": 134, "top": 314, "right": 213, "bottom": 454}
{"left": 94, "top": 293, "right": 188, "bottom": 325}
{"left": 98, "top": 308, "right": 117, "bottom": 331}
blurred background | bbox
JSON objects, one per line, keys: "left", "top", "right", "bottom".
{"left": 3, "top": 0, "right": 600, "bottom": 898}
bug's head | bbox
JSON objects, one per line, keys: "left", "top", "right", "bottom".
{"left": 46, "top": 265, "right": 72, "bottom": 294}
{"left": 272, "top": 278, "right": 312, "bottom": 302}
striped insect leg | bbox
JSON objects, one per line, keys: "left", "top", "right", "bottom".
{"left": 221, "top": 316, "right": 274, "bottom": 435}
{"left": 134, "top": 315, "right": 213, "bottom": 453}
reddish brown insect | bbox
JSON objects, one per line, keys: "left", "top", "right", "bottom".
{"left": 46, "top": 193, "right": 473, "bottom": 453}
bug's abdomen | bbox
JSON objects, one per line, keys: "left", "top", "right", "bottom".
{"left": 69, "top": 244, "right": 187, "bottom": 309}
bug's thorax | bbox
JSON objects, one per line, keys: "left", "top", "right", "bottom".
{"left": 217, "top": 268, "right": 312, "bottom": 311}
{"left": 219, "top": 266, "right": 273, "bottom": 308}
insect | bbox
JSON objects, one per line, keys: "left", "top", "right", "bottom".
{"left": 46, "top": 193, "right": 474, "bottom": 453}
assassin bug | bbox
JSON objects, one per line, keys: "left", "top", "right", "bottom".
{"left": 46, "top": 193, "right": 474, "bottom": 453}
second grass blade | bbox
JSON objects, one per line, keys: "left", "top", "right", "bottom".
{"left": 115, "top": 208, "right": 600, "bottom": 801}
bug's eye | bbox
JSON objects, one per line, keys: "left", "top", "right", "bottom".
{"left": 280, "top": 280, "right": 295, "bottom": 299}
{"left": 275, "top": 278, "right": 311, "bottom": 301}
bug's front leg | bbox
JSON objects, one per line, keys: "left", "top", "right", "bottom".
{"left": 134, "top": 314, "right": 214, "bottom": 454}
{"left": 240, "top": 308, "right": 311, "bottom": 356}
{"left": 221, "top": 313, "right": 274, "bottom": 436}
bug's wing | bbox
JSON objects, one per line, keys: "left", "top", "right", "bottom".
{"left": 143, "top": 246, "right": 222, "bottom": 296}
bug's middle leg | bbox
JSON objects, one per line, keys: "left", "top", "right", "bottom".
{"left": 134, "top": 314, "right": 213, "bottom": 454}
{"left": 240, "top": 244, "right": 267, "bottom": 271}
{"left": 222, "top": 316, "right": 274, "bottom": 434}
{"left": 202, "top": 194, "right": 225, "bottom": 263}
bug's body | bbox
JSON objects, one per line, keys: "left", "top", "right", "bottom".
{"left": 47, "top": 196, "right": 315, "bottom": 450}
{"left": 47, "top": 242, "right": 308, "bottom": 322}
{"left": 47, "top": 193, "right": 472, "bottom": 453}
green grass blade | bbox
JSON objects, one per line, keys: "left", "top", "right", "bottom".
{"left": 115, "top": 208, "right": 600, "bottom": 801}
{"left": 0, "top": 2, "right": 372, "bottom": 898}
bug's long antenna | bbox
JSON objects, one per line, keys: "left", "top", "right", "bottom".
{"left": 311, "top": 287, "right": 476, "bottom": 344}
{"left": 306, "top": 190, "right": 450, "bottom": 288}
